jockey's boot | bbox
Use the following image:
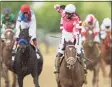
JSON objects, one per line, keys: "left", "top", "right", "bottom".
{"left": 83, "top": 59, "right": 87, "bottom": 84}
{"left": 11, "top": 45, "right": 17, "bottom": 69}
{"left": 77, "top": 53, "right": 87, "bottom": 74}
{"left": 77, "top": 49, "right": 87, "bottom": 84}
{"left": 79, "top": 54, "right": 87, "bottom": 84}
{"left": 54, "top": 52, "right": 63, "bottom": 74}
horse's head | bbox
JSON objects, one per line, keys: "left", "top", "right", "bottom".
{"left": 85, "top": 29, "right": 94, "bottom": 47}
{"left": 64, "top": 39, "right": 77, "bottom": 69}
{"left": 3, "top": 29, "right": 15, "bottom": 50}
{"left": 104, "top": 31, "right": 112, "bottom": 48}
{"left": 18, "top": 27, "right": 31, "bottom": 53}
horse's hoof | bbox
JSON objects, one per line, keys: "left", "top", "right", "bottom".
{"left": 84, "top": 74, "right": 87, "bottom": 84}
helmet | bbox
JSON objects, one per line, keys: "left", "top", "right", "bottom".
{"left": 102, "top": 18, "right": 111, "bottom": 26}
{"left": 86, "top": 14, "right": 96, "bottom": 23}
{"left": 65, "top": 4, "right": 76, "bottom": 13}
{"left": 20, "top": 4, "right": 30, "bottom": 13}
{"left": 3, "top": 8, "right": 10, "bottom": 15}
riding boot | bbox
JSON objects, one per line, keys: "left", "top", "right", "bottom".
{"left": 80, "top": 56, "right": 87, "bottom": 84}
{"left": 54, "top": 52, "right": 63, "bottom": 74}
{"left": 11, "top": 44, "right": 17, "bottom": 69}
{"left": 82, "top": 58, "right": 87, "bottom": 74}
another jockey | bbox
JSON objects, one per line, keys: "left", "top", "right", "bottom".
{"left": 100, "top": 18, "right": 111, "bottom": 40}
{"left": 1, "top": 8, "right": 16, "bottom": 39}
{"left": 12, "top": 4, "right": 41, "bottom": 64}
{"left": 81, "top": 14, "right": 100, "bottom": 47}
{"left": 54, "top": 4, "right": 87, "bottom": 74}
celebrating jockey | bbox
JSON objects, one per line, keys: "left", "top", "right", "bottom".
{"left": 81, "top": 14, "right": 100, "bottom": 46}
{"left": 1, "top": 8, "right": 16, "bottom": 39}
{"left": 100, "top": 18, "right": 111, "bottom": 40}
{"left": 12, "top": 4, "right": 41, "bottom": 64}
{"left": 54, "top": 4, "right": 87, "bottom": 74}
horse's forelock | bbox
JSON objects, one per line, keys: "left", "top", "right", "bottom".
{"left": 65, "top": 45, "right": 77, "bottom": 69}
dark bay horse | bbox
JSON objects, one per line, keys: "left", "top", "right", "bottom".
{"left": 13, "top": 28, "right": 43, "bottom": 87}
{"left": 1, "top": 29, "right": 17, "bottom": 87}
{"left": 82, "top": 29, "right": 101, "bottom": 87}
{"left": 100, "top": 31, "right": 112, "bottom": 78}
{"left": 58, "top": 40, "right": 84, "bottom": 87}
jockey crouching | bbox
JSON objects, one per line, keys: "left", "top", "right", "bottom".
{"left": 81, "top": 14, "right": 101, "bottom": 50}
{"left": 100, "top": 18, "right": 111, "bottom": 40}
{"left": 1, "top": 8, "right": 16, "bottom": 41}
{"left": 54, "top": 4, "right": 87, "bottom": 74}
{"left": 11, "top": 4, "right": 41, "bottom": 67}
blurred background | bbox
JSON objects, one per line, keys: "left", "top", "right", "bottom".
{"left": 1, "top": 1, "right": 111, "bottom": 87}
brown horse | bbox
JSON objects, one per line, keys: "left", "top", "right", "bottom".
{"left": 57, "top": 40, "right": 85, "bottom": 87}
{"left": 100, "top": 31, "right": 112, "bottom": 78}
{"left": 82, "top": 29, "right": 101, "bottom": 87}
{"left": 1, "top": 29, "right": 17, "bottom": 87}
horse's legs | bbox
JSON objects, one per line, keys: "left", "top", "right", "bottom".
{"left": 33, "top": 76, "right": 40, "bottom": 87}
{"left": 12, "top": 73, "right": 17, "bottom": 87}
{"left": 100, "top": 57, "right": 107, "bottom": 78}
{"left": 92, "top": 63, "right": 100, "bottom": 87}
{"left": 2, "top": 64, "right": 10, "bottom": 87}
{"left": 17, "top": 74, "right": 23, "bottom": 87}
{"left": 57, "top": 83, "right": 61, "bottom": 87}
{"left": 31, "top": 71, "right": 40, "bottom": 87}
{"left": 3, "top": 71, "right": 10, "bottom": 87}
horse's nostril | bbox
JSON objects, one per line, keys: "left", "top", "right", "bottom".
{"left": 105, "top": 26, "right": 110, "bottom": 29}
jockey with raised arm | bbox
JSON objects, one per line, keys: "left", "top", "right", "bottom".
{"left": 81, "top": 14, "right": 100, "bottom": 45}
{"left": 12, "top": 4, "right": 41, "bottom": 65}
{"left": 100, "top": 18, "right": 111, "bottom": 40}
{"left": 54, "top": 4, "right": 87, "bottom": 74}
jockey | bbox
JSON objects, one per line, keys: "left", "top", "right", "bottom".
{"left": 1, "top": 8, "right": 16, "bottom": 39}
{"left": 12, "top": 4, "right": 40, "bottom": 63}
{"left": 100, "top": 18, "right": 111, "bottom": 40}
{"left": 81, "top": 14, "right": 100, "bottom": 46}
{"left": 54, "top": 4, "right": 87, "bottom": 74}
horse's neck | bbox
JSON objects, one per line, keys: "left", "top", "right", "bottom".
{"left": 20, "top": 46, "right": 31, "bottom": 60}
{"left": 83, "top": 43, "right": 96, "bottom": 53}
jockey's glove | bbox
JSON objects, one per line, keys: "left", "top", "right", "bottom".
{"left": 15, "top": 38, "right": 19, "bottom": 45}
{"left": 33, "top": 38, "right": 37, "bottom": 46}
{"left": 100, "top": 31, "right": 107, "bottom": 39}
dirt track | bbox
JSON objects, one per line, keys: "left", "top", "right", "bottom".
{"left": 1, "top": 50, "right": 111, "bottom": 87}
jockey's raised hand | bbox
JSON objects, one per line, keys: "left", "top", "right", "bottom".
{"left": 54, "top": 4, "right": 86, "bottom": 74}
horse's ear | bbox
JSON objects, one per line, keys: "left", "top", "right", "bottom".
{"left": 74, "top": 39, "right": 76, "bottom": 45}
{"left": 19, "top": 25, "right": 22, "bottom": 31}
{"left": 64, "top": 38, "right": 66, "bottom": 45}
{"left": 27, "top": 27, "right": 30, "bottom": 30}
